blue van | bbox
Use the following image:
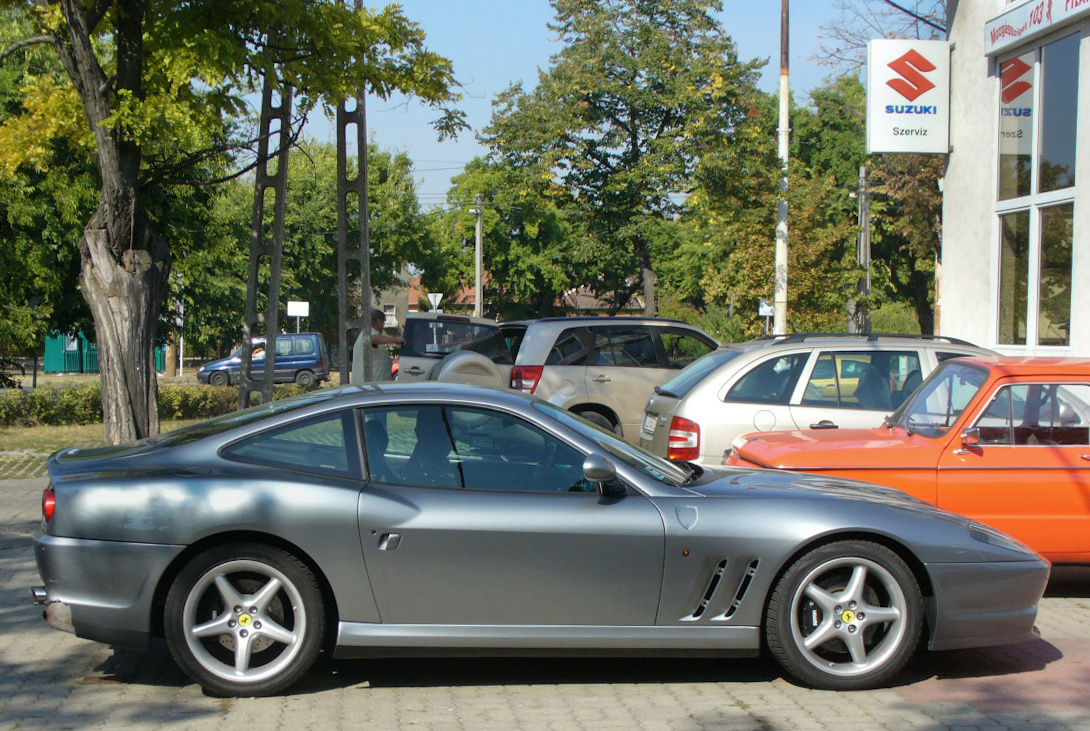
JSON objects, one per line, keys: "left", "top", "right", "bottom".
{"left": 197, "top": 333, "right": 329, "bottom": 387}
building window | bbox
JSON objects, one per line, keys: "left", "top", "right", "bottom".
{"left": 995, "top": 33, "right": 1079, "bottom": 348}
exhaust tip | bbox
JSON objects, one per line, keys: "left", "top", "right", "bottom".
{"left": 31, "top": 587, "right": 47, "bottom": 605}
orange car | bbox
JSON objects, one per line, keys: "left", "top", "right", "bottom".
{"left": 726, "top": 356, "right": 1090, "bottom": 563}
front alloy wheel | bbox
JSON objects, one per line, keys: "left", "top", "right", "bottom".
{"left": 766, "top": 541, "right": 922, "bottom": 690}
{"left": 165, "top": 543, "right": 324, "bottom": 697}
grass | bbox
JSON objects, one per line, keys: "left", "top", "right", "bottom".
{"left": 0, "top": 418, "right": 202, "bottom": 479}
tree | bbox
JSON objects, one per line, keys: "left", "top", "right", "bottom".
{"left": 482, "top": 0, "right": 761, "bottom": 316}
{"left": 816, "top": 0, "right": 947, "bottom": 75}
{"left": 179, "top": 139, "right": 438, "bottom": 357}
{"left": 426, "top": 157, "right": 590, "bottom": 320}
{"left": 0, "top": 0, "right": 462, "bottom": 443}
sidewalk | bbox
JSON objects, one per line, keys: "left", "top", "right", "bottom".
{"left": 3, "top": 476, "right": 1089, "bottom": 731}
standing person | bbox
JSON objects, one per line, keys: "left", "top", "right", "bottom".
{"left": 352, "top": 309, "right": 405, "bottom": 383}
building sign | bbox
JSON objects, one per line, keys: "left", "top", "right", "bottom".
{"left": 986, "top": 0, "right": 1090, "bottom": 56}
{"left": 867, "top": 40, "right": 951, "bottom": 154}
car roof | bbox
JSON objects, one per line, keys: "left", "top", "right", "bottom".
{"left": 502, "top": 316, "right": 702, "bottom": 327}
{"left": 948, "top": 355, "right": 1090, "bottom": 376}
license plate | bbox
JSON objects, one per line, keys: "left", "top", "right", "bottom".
{"left": 642, "top": 413, "right": 657, "bottom": 435}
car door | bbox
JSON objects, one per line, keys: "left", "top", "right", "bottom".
{"left": 788, "top": 350, "right": 922, "bottom": 430}
{"left": 717, "top": 351, "right": 811, "bottom": 434}
{"left": 583, "top": 325, "right": 668, "bottom": 441}
{"left": 357, "top": 404, "right": 667, "bottom": 626}
{"left": 937, "top": 380, "right": 1090, "bottom": 561}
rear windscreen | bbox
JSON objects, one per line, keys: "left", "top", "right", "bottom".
{"left": 657, "top": 348, "right": 742, "bottom": 398}
{"left": 402, "top": 319, "right": 501, "bottom": 359}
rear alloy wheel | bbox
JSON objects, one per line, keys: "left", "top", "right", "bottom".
{"left": 209, "top": 371, "right": 229, "bottom": 387}
{"left": 578, "top": 410, "right": 619, "bottom": 434}
{"left": 295, "top": 370, "right": 315, "bottom": 387}
{"left": 765, "top": 540, "right": 921, "bottom": 690}
{"left": 165, "top": 543, "right": 325, "bottom": 697}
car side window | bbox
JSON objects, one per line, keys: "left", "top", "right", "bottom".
{"left": 275, "top": 337, "right": 292, "bottom": 357}
{"left": 975, "top": 383, "right": 1090, "bottom": 445}
{"left": 362, "top": 406, "right": 590, "bottom": 492}
{"left": 660, "top": 330, "right": 715, "bottom": 369}
{"left": 800, "top": 351, "right": 920, "bottom": 411}
{"left": 545, "top": 327, "right": 596, "bottom": 366}
{"left": 597, "top": 326, "right": 657, "bottom": 367}
{"left": 724, "top": 354, "right": 808, "bottom": 404}
{"left": 223, "top": 411, "right": 360, "bottom": 478}
{"left": 294, "top": 336, "right": 315, "bottom": 355}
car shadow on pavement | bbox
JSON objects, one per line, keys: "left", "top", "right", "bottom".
{"left": 897, "top": 638, "right": 1063, "bottom": 686}
{"left": 293, "top": 654, "right": 784, "bottom": 695}
{"left": 1044, "top": 565, "right": 1090, "bottom": 597}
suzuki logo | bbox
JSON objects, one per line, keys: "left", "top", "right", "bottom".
{"left": 1000, "top": 57, "right": 1032, "bottom": 104}
{"left": 887, "top": 50, "right": 936, "bottom": 102}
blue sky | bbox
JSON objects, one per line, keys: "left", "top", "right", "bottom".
{"left": 306, "top": 1, "right": 840, "bottom": 203}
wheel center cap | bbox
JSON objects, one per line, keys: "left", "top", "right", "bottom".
{"left": 238, "top": 613, "right": 253, "bottom": 627}
{"left": 841, "top": 610, "right": 856, "bottom": 623}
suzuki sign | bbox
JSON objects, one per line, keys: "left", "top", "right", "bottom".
{"left": 867, "top": 39, "right": 951, "bottom": 154}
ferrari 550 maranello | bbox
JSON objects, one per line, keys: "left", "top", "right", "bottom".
{"left": 33, "top": 383, "right": 1049, "bottom": 697}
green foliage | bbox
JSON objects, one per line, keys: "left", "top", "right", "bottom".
{"left": 481, "top": 0, "right": 763, "bottom": 311}
{"left": 0, "top": 382, "right": 318, "bottom": 427}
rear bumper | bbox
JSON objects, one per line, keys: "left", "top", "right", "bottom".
{"left": 34, "top": 531, "right": 185, "bottom": 650}
{"left": 925, "top": 558, "right": 1051, "bottom": 651}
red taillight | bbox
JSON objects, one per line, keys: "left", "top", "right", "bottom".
{"left": 667, "top": 416, "right": 700, "bottom": 461}
{"left": 42, "top": 487, "right": 55, "bottom": 523}
{"left": 511, "top": 365, "right": 543, "bottom": 394}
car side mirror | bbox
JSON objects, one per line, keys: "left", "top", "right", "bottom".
{"left": 961, "top": 427, "right": 981, "bottom": 448}
{"left": 583, "top": 454, "right": 625, "bottom": 497}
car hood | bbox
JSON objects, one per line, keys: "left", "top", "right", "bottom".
{"left": 198, "top": 355, "right": 241, "bottom": 371}
{"left": 731, "top": 427, "right": 940, "bottom": 471}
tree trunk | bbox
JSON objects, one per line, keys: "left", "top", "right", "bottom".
{"left": 79, "top": 201, "right": 170, "bottom": 444}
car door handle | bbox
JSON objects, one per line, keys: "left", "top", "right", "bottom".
{"left": 404, "top": 366, "right": 425, "bottom": 376}
{"left": 591, "top": 374, "right": 612, "bottom": 383}
{"left": 1081, "top": 455, "right": 1090, "bottom": 461}
{"left": 810, "top": 420, "right": 839, "bottom": 429}
{"left": 378, "top": 533, "right": 402, "bottom": 550}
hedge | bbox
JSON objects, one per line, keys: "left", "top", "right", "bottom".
{"left": 0, "top": 383, "right": 318, "bottom": 428}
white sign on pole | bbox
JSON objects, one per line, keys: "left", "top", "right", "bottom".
{"left": 287, "top": 301, "right": 309, "bottom": 317}
{"left": 866, "top": 39, "right": 950, "bottom": 154}
{"left": 426, "top": 292, "right": 444, "bottom": 310}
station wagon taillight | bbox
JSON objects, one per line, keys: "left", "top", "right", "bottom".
{"left": 512, "top": 365, "right": 543, "bottom": 394}
{"left": 667, "top": 416, "right": 701, "bottom": 461}
{"left": 42, "top": 486, "right": 55, "bottom": 523}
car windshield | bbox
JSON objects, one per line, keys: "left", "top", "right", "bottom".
{"left": 532, "top": 401, "right": 691, "bottom": 487}
{"left": 889, "top": 360, "right": 989, "bottom": 438}
{"left": 148, "top": 387, "right": 343, "bottom": 447}
{"left": 656, "top": 347, "right": 743, "bottom": 398}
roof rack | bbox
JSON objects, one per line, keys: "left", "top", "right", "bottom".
{"left": 750, "top": 333, "right": 977, "bottom": 346}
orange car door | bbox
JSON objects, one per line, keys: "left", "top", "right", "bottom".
{"left": 937, "top": 381, "right": 1090, "bottom": 561}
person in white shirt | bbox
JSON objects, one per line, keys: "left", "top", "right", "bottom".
{"left": 352, "top": 309, "right": 405, "bottom": 383}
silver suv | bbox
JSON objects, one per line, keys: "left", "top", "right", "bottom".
{"left": 640, "top": 334, "right": 994, "bottom": 464}
{"left": 397, "top": 314, "right": 718, "bottom": 441}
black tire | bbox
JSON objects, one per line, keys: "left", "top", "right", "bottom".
{"left": 209, "top": 371, "right": 229, "bottom": 387}
{"left": 577, "top": 410, "right": 619, "bottom": 434}
{"left": 765, "top": 540, "right": 922, "bottom": 691}
{"left": 164, "top": 543, "right": 325, "bottom": 697}
{"left": 295, "top": 370, "right": 315, "bottom": 387}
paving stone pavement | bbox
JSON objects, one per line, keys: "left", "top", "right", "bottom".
{"left": 2, "top": 476, "right": 1089, "bottom": 731}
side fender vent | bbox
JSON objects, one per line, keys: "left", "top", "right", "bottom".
{"left": 719, "top": 559, "right": 760, "bottom": 621}
{"left": 684, "top": 560, "right": 728, "bottom": 621}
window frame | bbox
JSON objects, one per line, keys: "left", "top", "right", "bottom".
{"left": 994, "top": 31, "right": 1080, "bottom": 349}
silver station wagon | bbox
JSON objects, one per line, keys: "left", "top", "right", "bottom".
{"left": 34, "top": 383, "right": 1046, "bottom": 697}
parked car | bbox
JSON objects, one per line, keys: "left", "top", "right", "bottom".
{"left": 726, "top": 355, "right": 1090, "bottom": 564}
{"left": 197, "top": 332, "right": 329, "bottom": 387}
{"left": 34, "top": 382, "right": 1047, "bottom": 697}
{"left": 395, "top": 312, "right": 511, "bottom": 383}
{"left": 399, "top": 313, "right": 718, "bottom": 441}
{"left": 640, "top": 334, "right": 994, "bottom": 464}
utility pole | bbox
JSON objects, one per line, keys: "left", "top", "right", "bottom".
{"left": 852, "top": 165, "right": 873, "bottom": 334}
{"left": 774, "top": 0, "right": 790, "bottom": 336}
{"left": 474, "top": 193, "right": 483, "bottom": 317}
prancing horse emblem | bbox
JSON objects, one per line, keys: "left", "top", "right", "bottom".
{"left": 675, "top": 506, "right": 698, "bottom": 530}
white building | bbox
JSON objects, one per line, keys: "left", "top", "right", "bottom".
{"left": 942, "top": 0, "right": 1087, "bottom": 354}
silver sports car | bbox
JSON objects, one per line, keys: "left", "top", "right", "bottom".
{"left": 33, "top": 383, "right": 1049, "bottom": 697}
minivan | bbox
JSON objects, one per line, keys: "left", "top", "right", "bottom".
{"left": 197, "top": 332, "right": 329, "bottom": 387}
